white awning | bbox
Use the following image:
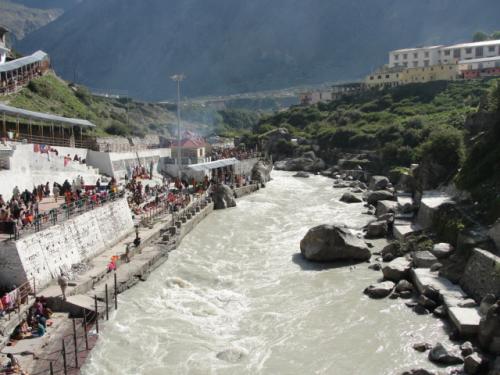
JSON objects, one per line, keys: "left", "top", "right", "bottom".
{"left": 187, "top": 158, "right": 238, "bottom": 172}
{"left": 0, "top": 103, "right": 96, "bottom": 128}
{"left": 0, "top": 50, "right": 48, "bottom": 73}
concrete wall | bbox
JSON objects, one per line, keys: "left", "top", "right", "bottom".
{"left": 0, "top": 144, "right": 100, "bottom": 198}
{"left": 460, "top": 248, "right": 500, "bottom": 301}
{"left": 416, "top": 191, "right": 454, "bottom": 229}
{"left": 0, "top": 198, "right": 134, "bottom": 289}
{"left": 86, "top": 148, "right": 171, "bottom": 179}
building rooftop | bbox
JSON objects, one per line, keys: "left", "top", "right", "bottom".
{"left": 443, "top": 39, "right": 500, "bottom": 50}
{"left": 459, "top": 56, "right": 500, "bottom": 64}
{"left": 391, "top": 45, "right": 443, "bottom": 54}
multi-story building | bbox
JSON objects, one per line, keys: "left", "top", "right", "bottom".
{"left": 441, "top": 40, "right": 500, "bottom": 64}
{"left": 365, "top": 67, "right": 404, "bottom": 88}
{"left": 400, "top": 64, "right": 461, "bottom": 84}
{"left": 459, "top": 56, "right": 500, "bottom": 79}
{"left": 389, "top": 46, "right": 443, "bottom": 69}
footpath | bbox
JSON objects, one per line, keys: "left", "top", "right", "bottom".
{"left": 1, "top": 184, "right": 260, "bottom": 375}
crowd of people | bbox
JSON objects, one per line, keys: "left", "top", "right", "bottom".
{"left": 0, "top": 176, "right": 120, "bottom": 235}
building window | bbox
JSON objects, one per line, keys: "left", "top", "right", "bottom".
{"left": 488, "top": 46, "right": 495, "bottom": 52}
{"left": 453, "top": 49, "right": 460, "bottom": 58}
{"left": 370, "top": 76, "right": 374, "bottom": 80}
{"left": 413, "top": 61, "right": 418, "bottom": 67}
{"left": 476, "top": 47, "right": 484, "bottom": 57}
{"left": 385, "top": 75, "right": 390, "bottom": 78}
{"left": 414, "top": 53, "right": 418, "bottom": 58}
{"left": 378, "top": 75, "right": 382, "bottom": 79}
{"left": 425, "top": 51, "right": 429, "bottom": 58}
{"left": 403, "top": 62, "right": 408, "bottom": 67}
{"left": 424, "top": 60, "right": 430, "bottom": 67}
{"left": 444, "top": 50, "right": 451, "bottom": 56}
{"left": 403, "top": 54, "right": 408, "bottom": 59}
{"left": 394, "top": 54, "right": 399, "bottom": 60}
{"left": 465, "top": 48, "right": 472, "bottom": 54}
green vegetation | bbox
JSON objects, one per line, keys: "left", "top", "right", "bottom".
{"left": 472, "top": 30, "right": 500, "bottom": 42}
{"left": 253, "top": 80, "right": 495, "bottom": 169}
{"left": 7, "top": 74, "right": 175, "bottom": 137}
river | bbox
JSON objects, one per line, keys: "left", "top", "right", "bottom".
{"left": 82, "top": 171, "right": 453, "bottom": 375}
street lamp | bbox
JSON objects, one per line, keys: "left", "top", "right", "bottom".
{"left": 171, "top": 74, "right": 185, "bottom": 179}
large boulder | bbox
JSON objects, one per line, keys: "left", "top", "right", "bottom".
{"left": 364, "top": 281, "right": 395, "bottom": 299}
{"left": 478, "top": 301, "right": 500, "bottom": 355}
{"left": 293, "top": 172, "right": 310, "bottom": 178}
{"left": 300, "top": 224, "right": 371, "bottom": 262}
{"left": 340, "top": 192, "right": 362, "bottom": 204}
{"left": 251, "top": 160, "right": 273, "bottom": 184}
{"left": 275, "top": 151, "right": 326, "bottom": 172}
{"left": 428, "top": 343, "right": 464, "bottom": 365}
{"left": 365, "top": 220, "right": 388, "bottom": 238}
{"left": 369, "top": 176, "right": 390, "bottom": 190}
{"left": 212, "top": 184, "right": 237, "bottom": 210}
{"left": 382, "top": 257, "right": 411, "bottom": 282}
{"left": 431, "top": 243, "right": 455, "bottom": 259}
{"left": 376, "top": 200, "right": 398, "bottom": 218}
{"left": 366, "top": 190, "right": 395, "bottom": 205}
{"left": 412, "top": 251, "right": 438, "bottom": 268}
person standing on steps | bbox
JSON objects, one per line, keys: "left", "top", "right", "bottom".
{"left": 57, "top": 271, "right": 68, "bottom": 301}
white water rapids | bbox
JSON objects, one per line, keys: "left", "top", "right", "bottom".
{"left": 82, "top": 171, "right": 454, "bottom": 375}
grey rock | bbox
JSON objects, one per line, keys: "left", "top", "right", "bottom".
{"left": 433, "top": 305, "right": 447, "bottom": 318}
{"left": 422, "top": 285, "right": 441, "bottom": 303}
{"left": 252, "top": 160, "right": 273, "bottom": 184}
{"left": 428, "top": 343, "right": 464, "bottom": 365}
{"left": 479, "top": 294, "right": 497, "bottom": 316}
{"left": 300, "top": 224, "right": 371, "bottom": 262}
{"left": 216, "top": 348, "right": 246, "bottom": 363}
{"left": 458, "top": 299, "right": 478, "bottom": 308}
{"left": 396, "top": 280, "right": 414, "bottom": 293}
{"left": 381, "top": 242, "right": 401, "bottom": 258}
{"left": 460, "top": 341, "right": 474, "bottom": 357}
{"left": 364, "top": 281, "right": 395, "bottom": 299}
{"left": 293, "top": 172, "right": 310, "bottom": 178}
{"left": 213, "top": 184, "right": 237, "bottom": 210}
{"left": 413, "top": 342, "right": 432, "bottom": 352}
{"left": 369, "top": 175, "right": 390, "bottom": 190}
{"left": 382, "top": 257, "right": 411, "bottom": 282}
{"left": 340, "top": 192, "right": 362, "bottom": 203}
{"left": 478, "top": 301, "right": 500, "bottom": 355}
{"left": 376, "top": 200, "right": 398, "bottom": 217}
{"left": 431, "top": 243, "right": 455, "bottom": 259}
{"left": 399, "top": 290, "right": 413, "bottom": 299}
{"left": 464, "top": 352, "right": 485, "bottom": 374}
{"left": 414, "top": 305, "right": 430, "bottom": 315}
{"left": 366, "top": 190, "right": 395, "bottom": 205}
{"left": 368, "top": 263, "right": 382, "bottom": 271}
{"left": 401, "top": 369, "right": 437, "bottom": 375}
{"left": 418, "top": 295, "right": 439, "bottom": 311}
{"left": 430, "top": 262, "right": 443, "bottom": 272}
{"left": 365, "top": 220, "right": 388, "bottom": 238}
{"left": 412, "top": 251, "right": 438, "bottom": 268}
{"left": 406, "top": 301, "right": 418, "bottom": 308}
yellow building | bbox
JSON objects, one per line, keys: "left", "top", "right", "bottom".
{"left": 365, "top": 67, "right": 403, "bottom": 88}
{"left": 399, "top": 64, "right": 460, "bottom": 84}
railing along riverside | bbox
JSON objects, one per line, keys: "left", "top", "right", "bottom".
{"left": 9, "top": 190, "right": 126, "bottom": 240}
{"left": 1, "top": 278, "right": 36, "bottom": 323}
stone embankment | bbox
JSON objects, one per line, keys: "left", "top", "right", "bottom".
{"left": 296, "top": 165, "right": 500, "bottom": 374}
{"left": 2, "top": 181, "right": 265, "bottom": 374}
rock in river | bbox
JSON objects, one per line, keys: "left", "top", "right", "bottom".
{"left": 364, "top": 281, "right": 395, "bottom": 299}
{"left": 293, "top": 171, "right": 310, "bottom": 178}
{"left": 340, "top": 192, "right": 362, "bottom": 203}
{"left": 366, "top": 190, "right": 395, "bottom": 205}
{"left": 300, "top": 224, "right": 371, "bottom": 262}
{"left": 382, "top": 257, "right": 411, "bottom": 282}
{"left": 428, "top": 342, "right": 464, "bottom": 365}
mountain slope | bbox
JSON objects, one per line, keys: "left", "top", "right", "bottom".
{"left": 18, "top": 0, "right": 500, "bottom": 100}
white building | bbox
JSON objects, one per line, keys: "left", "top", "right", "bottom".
{"left": 389, "top": 45, "right": 443, "bottom": 69}
{"left": 0, "top": 26, "right": 10, "bottom": 65}
{"left": 441, "top": 40, "right": 500, "bottom": 64}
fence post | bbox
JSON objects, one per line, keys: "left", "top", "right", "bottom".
{"left": 62, "top": 339, "right": 67, "bottom": 375}
{"left": 72, "top": 318, "right": 79, "bottom": 368}
{"left": 105, "top": 284, "right": 109, "bottom": 320}
{"left": 114, "top": 273, "right": 118, "bottom": 310}
{"left": 94, "top": 295, "right": 99, "bottom": 334}
{"left": 83, "top": 309, "right": 89, "bottom": 350}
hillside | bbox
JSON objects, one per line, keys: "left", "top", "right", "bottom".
{"left": 2, "top": 73, "right": 176, "bottom": 137}
{"left": 0, "top": 0, "right": 62, "bottom": 40}
{"left": 17, "top": 0, "right": 500, "bottom": 100}
{"left": 245, "top": 78, "right": 500, "bottom": 222}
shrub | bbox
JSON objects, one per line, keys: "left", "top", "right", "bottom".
{"left": 417, "top": 126, "right": 465, "bottom": 172}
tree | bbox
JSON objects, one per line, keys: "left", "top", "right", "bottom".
{"left": 473, "top": 31, "right": 489, "bottom": 42}
{"left": 491, "top": 31, "right": 500, "bottom": 40}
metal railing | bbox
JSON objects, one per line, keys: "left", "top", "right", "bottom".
{"left": 0, "top": 278, "right": 36, "bottom": 322}
{"left": 7, "top": 190, "right": 126, "bottom": 240}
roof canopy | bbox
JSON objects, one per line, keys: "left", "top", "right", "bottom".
{"left": 0, "top": 103, "right": 96, "bottom": 128}
{"left": 187, "top": 158, "right": 238, "bottom": 172}
{"left": 0, "top": 51, "right": 48, "bottom": 73}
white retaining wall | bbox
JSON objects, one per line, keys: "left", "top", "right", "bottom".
{"left": 0, "top": 144, "right": 100, "bottom": 198}
{"left": 0, "top": 198, "right": 134, "bottom": 289}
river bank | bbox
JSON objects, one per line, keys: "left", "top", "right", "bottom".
{"left": 79, "top": 171, "right": 461, "bottom": 375}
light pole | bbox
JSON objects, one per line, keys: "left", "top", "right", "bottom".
{"left": 171, "top": 74, "right": 185, "bottom": 179}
